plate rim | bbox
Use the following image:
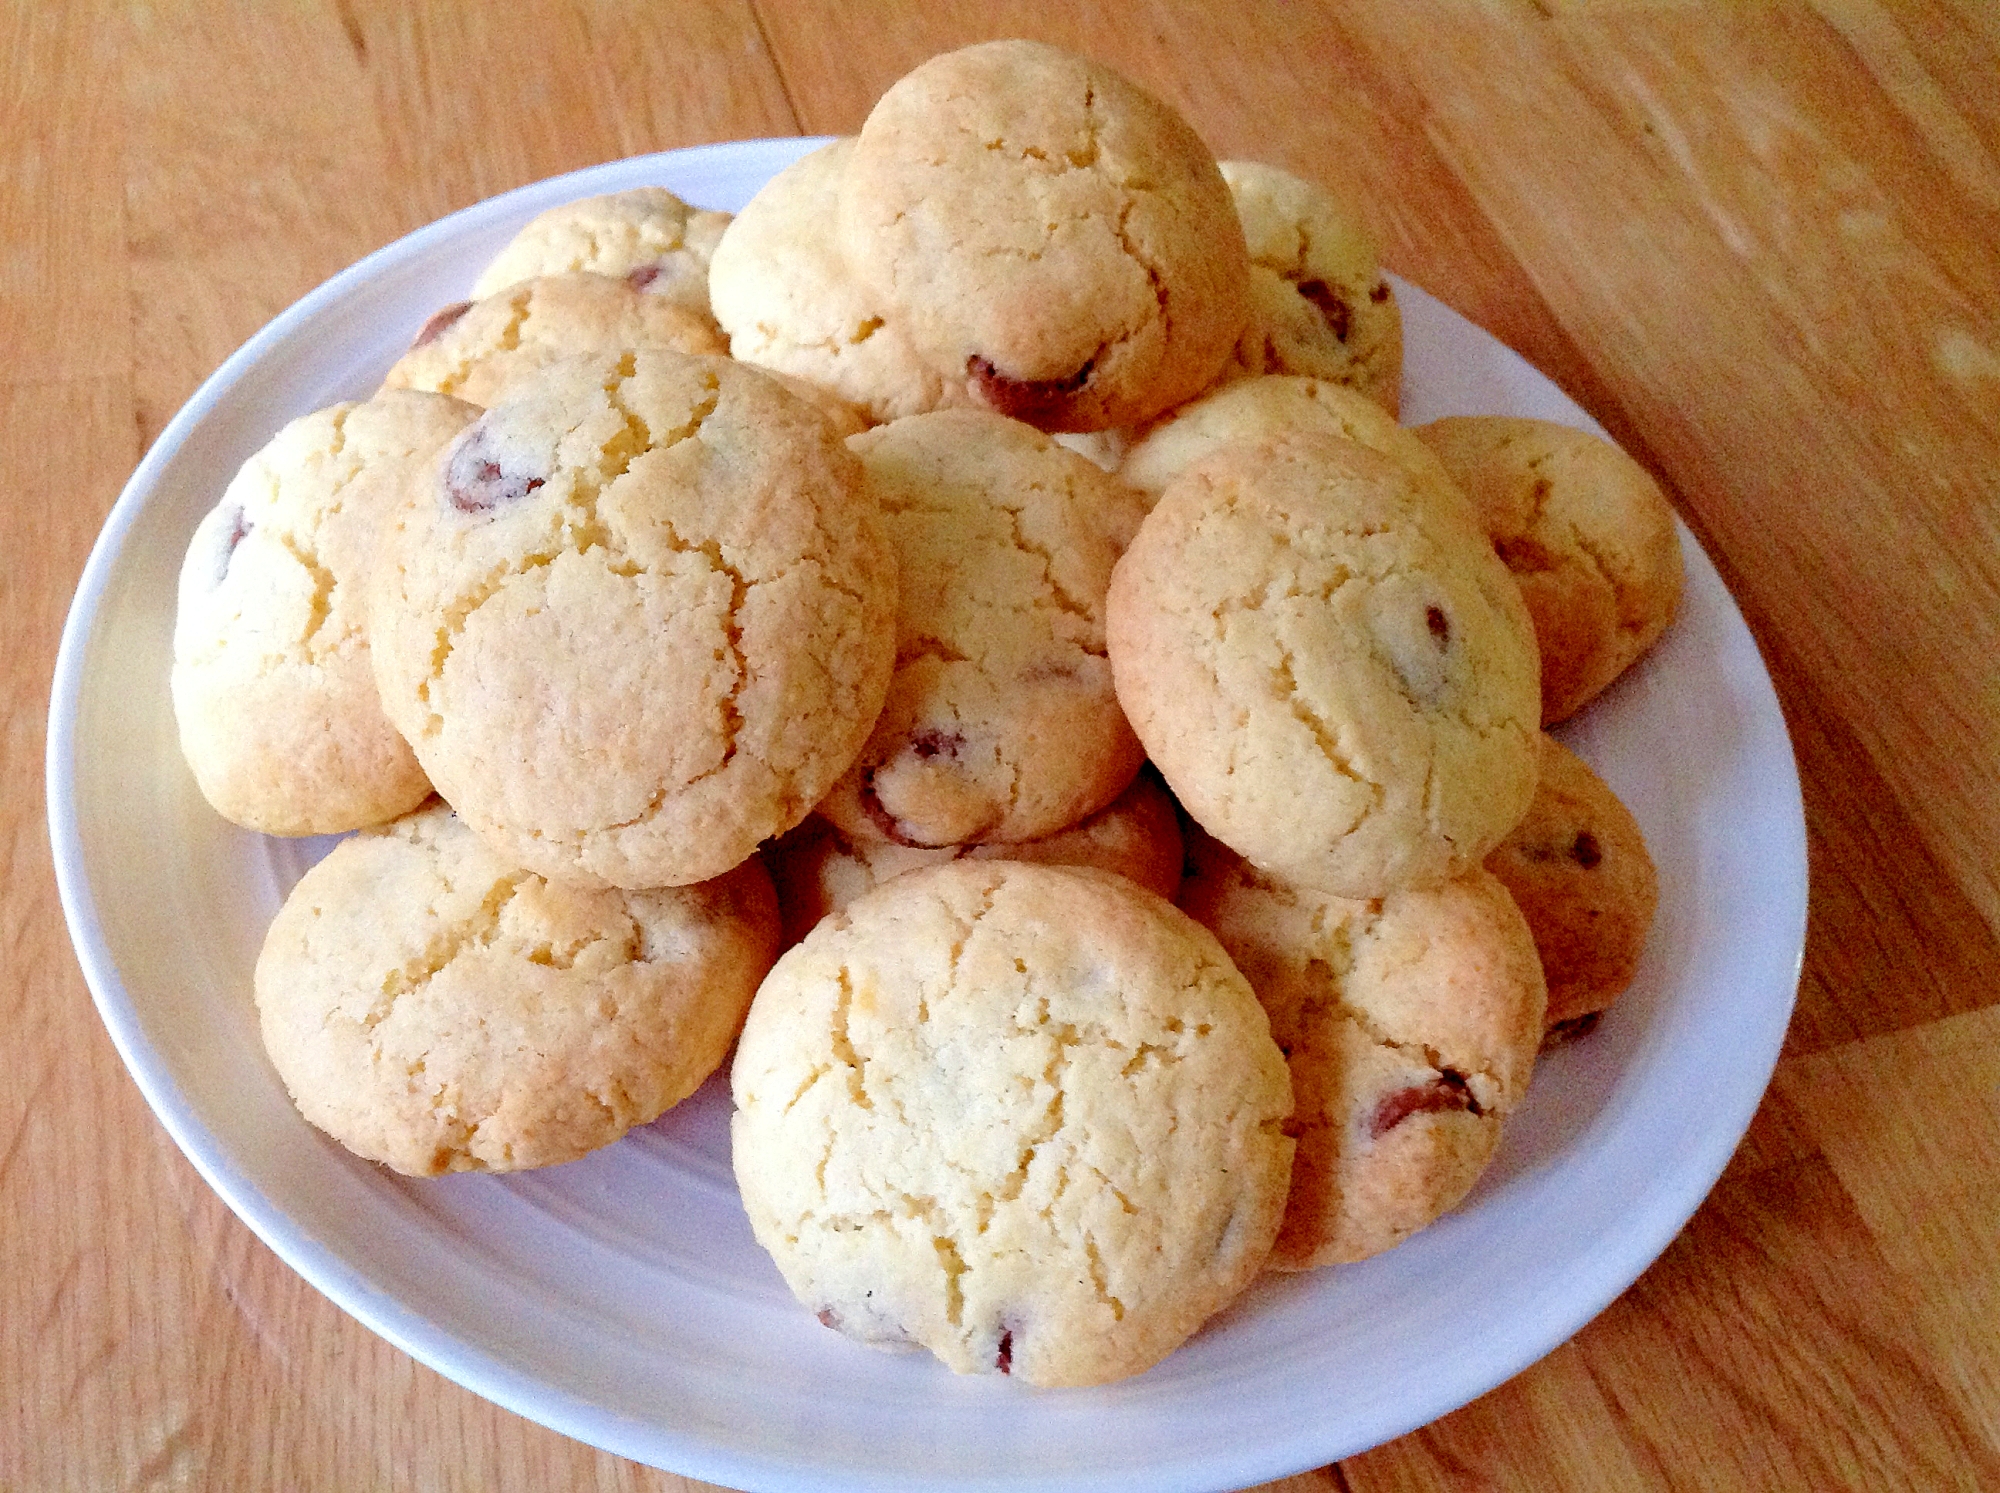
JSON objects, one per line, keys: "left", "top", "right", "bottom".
{"left": 46, "top": 137, "right": 1808, "bottom": 1493}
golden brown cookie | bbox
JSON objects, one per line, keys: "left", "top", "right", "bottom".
{"left": 471, "top": 186, "right": 732, "bottom": 316}
{"left": 369, "top": 350, "right": 898, "bottom": 890}
{"left": 1119, "top": 374, "right": 1458, "bottom": 511}
{"left": 1217, "top": 160, "right": 1403, "bottom": 413}
{"left": 256, "top": 802, "right": 780, "bottom": 1175}
{"left": 838, "top": 40, "right": 1249, "bottom": 432}
{"left": 1485, "top": 733, "right": 1658, "bottom": 1040}
{"left": 816, "top": 408, "right": 1149, "bottom": 848}
{"left": 731, "top": 860, "right": 1294, "bottom": 1386}
{"left": 383, "top": 272, "right": 727, "bottom": 408}
{"left": 1179, "top": 827, "right": 1545, "bottom": 1268}
{"left": 171, "top": 389, "right": 477, "bottom": 835}
{"left": 1413, "top": 416, "right": 1684, "bottom": 724}
{"left": 767, "top": 769, "right": 1185, "bottom": 946}
{"left": 709, "top": 139, "right": 972, "bottom": 427}
{"left": 1108, "top": 432, "right": 1541, "bottom": 898}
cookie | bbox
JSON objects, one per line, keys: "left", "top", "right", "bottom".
{"left": 369, "top": 350, "right": 899, "bottom": 890}
{"left": 1217, "top": 160, "right": 1403, "bottom": 413}
{"left": 1108, "top": 432, "right": 1541, "bottom": 898}
{"left": 731, "top": 860, "right": 1294, "bottom": 1386}
{"left": 767, "top": 769, "right": 1185, "bottom": 946}
{"left": 383, "top": 271, "right": 727, "bottom": 408}
{"left": 709, "top": 139, "right": 973, "bottom": 427}
{"left": 1179, "top": 828, "right": 1545, "bottom": 1268}
{"left": 1412, "top": 416, "right": 1684, "bottom": 724}
{"left": 1120, "top": 374, "right": 1457, "bottom": 510}
{"left": 470, "top": 186, "right": 732, "bottom": 317}
{"left": 815, "top": 408, "right": 1149, "bottom": 848}
{"left": 171, "top": 388, "right": 477, "bottom": 835}
{"left": 756, "top": 370, "right": 869, "bottom": 440}
{"left": 256, "top": 802, "right": 779, "bottom": 1175}
{"left": 1485, "top": 733, "right": 1658, "bottom": 1040}
{"left": 838, "top": 40, "right": 1249, "bottom": 432}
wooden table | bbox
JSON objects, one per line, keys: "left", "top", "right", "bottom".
{"left": 8, "top": 3, "right": 1997, "bottom": 1487}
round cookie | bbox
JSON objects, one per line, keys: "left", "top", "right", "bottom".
{"left": 1120, "top": 374, "right": 1459, "bottom": 511}
{"left": 816, "top": 408, "right": 1149, "bottom": 848}
{"left": 731, "top": 860, "right": 1295, "bottom": 1387}
{"left": 1413, "top": 416, "right": 1684, "bottom": 724}
{"left": 172, "top": 388, "right": 478, "bottom": 835}
{"left": 1108, "top": 432, "right": 1541, "bottom": 898}
{"left": 470, "top": 186, "right": 732, "bottom": 316}
{"left": 257, "top": 802, "right": 779, "bottom": 1175}
{"left": 383, "top": 271, "right": 727, "bottom": 408}
{"left": 1485, "top": 733, "right": 1658, "bottom": 1040}
{"left": 1217, "top": 160, "right": 1404, "bottom": 413}
{"left": 767, "top": 769, "right": 1185, "bottom": 946}
{"left": 1179, "top": 827, "right": 1545, "bottom": 1268}
{"left": 709, "top": 139, "right": 973, "bottom": 427}
{"left": 838, "top": 40, "right": 1250, "bottom": 432}
{"left": 369, "top": 350, "right": 899, "bottom": 890}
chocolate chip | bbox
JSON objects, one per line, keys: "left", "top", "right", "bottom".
{"left": 444, "top": 426, "right": 546, "bottom": 515}
{"left": 1571, "top": 831, "right": 1602, "bottom": 869}
{"left": 909, "top": 729, "right": 963, "bottom": 761}
{"left": 1426, "top": 605, "right": 1450, "bottom": 648}
{"left": 1495, "top": 533, "right": 1557, "bottom": 573}
{"left": 626, "top": 265, "right": 662, "bottom": 291}
{"left": 995, "top": 1328, "right": 1013, "bottom": 1375}
{"left": 1368, "top": 1070, "right": 1477, "bottom": 1138}
{"left": 1298, "top": 280, "right": 1353, "bottom": 342}
{"left": 1369, "top": 280, "right": 1391, "bottom": 303}
{"left": 410, "top": 300, "right": 471, "bottom": 350}
{"left": 967, "top": 354, "right": 1095, "bottom": 427}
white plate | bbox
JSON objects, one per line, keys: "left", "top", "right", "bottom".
{"left": 48, "top": 139, "right": 1806, "bottom": 1492}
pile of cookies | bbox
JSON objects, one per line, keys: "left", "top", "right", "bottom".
{"left": 171, "top": 39, "right": 1681, "bottom": 1388}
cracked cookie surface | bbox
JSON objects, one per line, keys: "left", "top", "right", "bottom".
{"left": 1107, "top": 432, "right": 1541, "bottom": 898}
{"left": 710, "top": 139, "right": 972, "bottom": 427}
{"left": 731, "top": 860, "right": 1294, "bottom": 1387}
{"left": 369, "top": 349, "right": 898, "bottom": 889}
{"left": 256, "top": 801, "right": 779, "bottom": 1175}
{"left": 172, "top": 389, "right": 477, "bottom": 834}
{"left": 767, "top": 769, "right": 1185, "bottom": 947}
{"left": 837, "top": 39, "right": 1249, "bottom": 432}
{"left": 1215, "top": 161, "right": 1404, "bottom": 413}
{"left": 1120, "top": 374, "right": 1458, "bottom": 512}
{"left": 1414, "top": 416, "right": 1683, "bottom": 724}
{"left": 383, "top": 271, "right": 727, "bottom": 408}
{"left": 1485, "top": 733, "right": 1658, "bottom": 1038}
{"left": 470, "top": 187, "right": 732, "bottom": 317}
{"left": 816, "top": 408, "right": 1149, "bottom": 848}
{"left": 1179, "top": 827, "right": 1544, "bottom": 1268}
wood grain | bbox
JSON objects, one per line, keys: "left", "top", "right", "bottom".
{"left": 1347, "top": 1154, "right": 2000, "bottom": 1491}
{"left": 5, "top": 1, "right": 1999, "bottom": 1488}
{"left": 0, "top": 3, "right": 130, "bottom": 384}
{"left": 1782, "top": 1005, "right": 2000, "bottom": 1453}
